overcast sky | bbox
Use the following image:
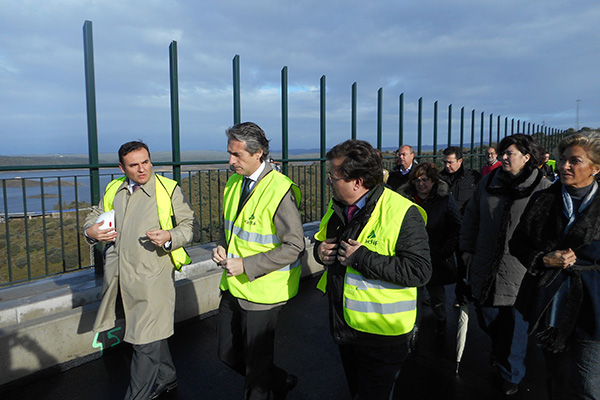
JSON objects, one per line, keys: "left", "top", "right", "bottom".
{"left": 1, "top": 0, "right": 599, "bottom": 156}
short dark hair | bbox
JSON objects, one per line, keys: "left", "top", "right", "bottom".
{"left": 226, "top": 122, "right": 270, "bottom": 162}
{"left": 408, "top": 161, "right": 441, "bottom": 186}
{"left": 118, "top": 141, "right": 150, "bottom": 165}
{"left": 497, "top": 133, "right": 544, "bottom": 173}
{"left": 326, "top": 140, "right": 382, "bottom": 189}
{"left": 442, "top": 146, "right": 463, "bottom": 160}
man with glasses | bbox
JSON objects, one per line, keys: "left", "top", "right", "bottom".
{"left": 482, "top": 146, "right": 502, "bottom": 176}
{"left": 315, "top": 139, "right": 431, "bottom": 399}
{"left": 440, "top": 146, "right": 482, "bottom": 214}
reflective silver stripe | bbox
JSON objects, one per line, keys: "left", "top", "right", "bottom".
{"left": 345, "top": 298, "right": 416, "bottom": 315}
{"left": 346, "top": 272, "right": 408, "bottom": 291}
{"left": 226, "top": 253, "right": 300, "bottom": 272}
{"left": 224, "top": 219, "right": 280, "bottom": 245}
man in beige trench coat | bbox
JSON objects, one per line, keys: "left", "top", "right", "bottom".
{"left": 84, "top": 141, "right": 196, "bottom": 400}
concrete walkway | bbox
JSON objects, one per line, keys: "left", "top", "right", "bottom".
{"left": 0, "top": 274, "right": 549, "bottom": 400}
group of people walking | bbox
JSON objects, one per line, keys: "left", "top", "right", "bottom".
{"left": 84, "top": 122, "right": 600, "bottom": 400}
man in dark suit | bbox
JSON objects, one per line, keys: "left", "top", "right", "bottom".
{"left": 212, "top": 122, "right": 305, "bottom": 400}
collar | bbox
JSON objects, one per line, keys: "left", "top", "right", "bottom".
{"left": 247, "top": 161, "right": 266, "bottom": 183}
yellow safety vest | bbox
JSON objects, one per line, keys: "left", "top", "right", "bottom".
{"left": 102, "top": 174, "right": 191, "bottom": 271}
{"left": 220, "top": 170, "right": 302, "bottom": 304}
{"left": 315, "top": 188, "right": 427, "bottom": 336}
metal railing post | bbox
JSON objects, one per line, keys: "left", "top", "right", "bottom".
{"left": 281, "top": 67, "right": 289, "bottom": 175}
{"left": 320, "top": 76, "right": 327, "bottom": 217}
{"left": 169, "top": 41, "right": 182, "bottom": 184}
{"left": 433, "top": 101, "right": 438, "bottom": 156}
{"left": 398, "top": 93, "right": 404, "bottom": 148}
{"left": 377, "top": 88, "right": 383, "bottom": 150}
{"left": 352, "top": 82, "right": 357, "bottom": 140}
{"left": 447, "top": 104, "right": 452, "bottom": 147}
{"left": 233, "top": 55, "right": 241, "bottom": 124}
{"left": 83, "top": 20, "right": 103, "bottom": 275}
{"left": 418, "top": 98, "right": 423, "bottom": 157}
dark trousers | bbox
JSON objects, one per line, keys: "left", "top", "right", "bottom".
{"left": 476, "top": 305, "right": 528, "bottom": 384}
{"left": 338, "top": 342, "right": 409, "bottom": 400}
{"left": 124, "top": 339, "right": 176, "bottom": 400}
{"left": 217, "top": 290, "right": 288, "bottom": 400}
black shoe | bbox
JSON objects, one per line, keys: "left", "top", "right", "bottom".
{"left": 501, "top": 380, "right": 518, "bottom": 396}
{"left": 273, "top": 374, "right": 298, "bottom": 400}
{"left": 149, "top": 379, "right": 178, "bottom": 399}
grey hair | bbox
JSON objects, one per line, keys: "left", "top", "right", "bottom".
{"left": 557, "top": 131, "right": 600, "bottom": 167}
{"left": 226, "top": 122, "right": 270, "bottom": 161}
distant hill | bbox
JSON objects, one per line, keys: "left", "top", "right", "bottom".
{"left": 1, "top": 144, "right": 490, "bottom": 167}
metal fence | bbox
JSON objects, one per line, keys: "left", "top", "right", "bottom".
{"left": 0, "top": 20, "right": 566, "bottom": 286}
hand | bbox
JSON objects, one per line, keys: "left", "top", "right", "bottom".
{"left": 220, "top": 257, "right": 245, "bottom": 277}
{"left": 338, "top": 239, "right": 362, "bottom": 266}
{"left": 85, "top": 222, "right": 117, "bottom": 242}
{"left": 146, "top": 229, "right": 171, "bottom": 248}
{"left": 462, "top": 252, "right": 474, "bottom": 267}
{"left": 543, "top": 249, "right": 577, "bottom": 269}
{"left": 212, "top": 245, "right": 227, "bottom": 265}
{"left": 318, "top": 238, "right": 339, "bottom": 265}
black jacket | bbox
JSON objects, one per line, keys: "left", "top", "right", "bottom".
{"left": 314, "top": 184, "right": 432, "bottom": 346}
{"left": 398, "top": 180, "right": 461, "bottom": 285}
{"left": 387, "top": 161, "right": 418, "bottom": 191}
{"left": 439, "top": 165, "right": 482, "bottom": 214}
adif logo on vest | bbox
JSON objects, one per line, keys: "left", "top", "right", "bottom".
{"left": 245, "top": 214, "right": 257, "bottom": 226}
{"left": 365, "top": 230, "right": 378, "bottom": 246}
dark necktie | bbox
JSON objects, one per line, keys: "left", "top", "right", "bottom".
{"left": 239, "top": 178, "right": 252, "bottom": 207}
{"left": 132, "top": 184, "right": 141, "bottom": 192}
{"left": 347, "top": 204, "right": 359, "bottom": 221}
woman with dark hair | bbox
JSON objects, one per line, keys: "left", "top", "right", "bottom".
{"left": 510, "top": 132, "right": 600, "bottom": 399}
{"left": 460, "top": 134, "right": 551, "bottom": 395}
{"left": 398, "top": 162, "right": 461, "bottom": 336}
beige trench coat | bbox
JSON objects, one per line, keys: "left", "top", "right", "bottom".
{"left": 83, "top": 174, "right": 196, "bottom": 344}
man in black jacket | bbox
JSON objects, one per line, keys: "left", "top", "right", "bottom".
{"left": 439, "top": 146, "right": 482, "bottom": 214}
{"left": 314, "top": 140, "right": 431, "bottom": 399}
{"left": 440, "top": 146, "right": 481, "bottom": 307}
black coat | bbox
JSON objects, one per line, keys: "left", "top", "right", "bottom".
{"left": 510, "top": 181, "right": 600, "bottom": 350}
{"left": 440, "top": 165, "right": 482, "bottom": 214}
{"left": 398, "top": 180, "right": 461, "bottom": 285}
{"left": 314, "top": 184, "right": 432, "bottom": 347}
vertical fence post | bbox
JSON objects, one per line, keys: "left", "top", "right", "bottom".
{"left": 470, "top": 110, "right": 475, "bottom": 166}
{"left": 511, "top": 119, "right": 515, "bottom": 135}
{"left": 169, "top": 41, "right": 182, "bottom": 184}
{"left": 320, "top": 76, "right": 327, "bottom": 217}
{"left": 83, "top": 20, "right": 103, "bottom": 275}
{"left": 497, "top": 115, "right": 501, "bottom": 144}
{"left": 505, "top": 117, "right": 508, "bottom": 139}
{"left": 398, "top": 93, "right": 404, "bottom": 148}
{"left": 489, "top": 114, "right": 493, "bottom": 147}
{"left": 281, "top": 66, "right": 289, "bottom": 175}
{"left": 352, "top": 82, "right": 357, "bottom": 140}
{"left": 233, "top": 55, "right": 241, "bottom": 124}
{"left": 460, "top": 107, "right": 465, "bottom": 151}
{"left": 377, "top": 88, "right": 383, "bottom": 151}
{"left": 479, "top": 112, "right": 485, "bottom": 169}
{"left": 447, "top": 104, "right": 452, "bottom": 147}
{"left": 433, "top": 101, "right": 438, "bottom": 157}
{"left": 418, "top": 98, "right": 423, "bottom": 157}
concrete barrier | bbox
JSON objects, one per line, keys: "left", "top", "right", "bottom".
{"left": 0, "top": 222, "right": 322, "bottom": 386}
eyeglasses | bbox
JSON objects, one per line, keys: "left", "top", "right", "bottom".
{"left": 326, "top": 172, "right": 345, "bottom": 184}
{"left": 415, "top": 177, "right": 431, "bottom": 183}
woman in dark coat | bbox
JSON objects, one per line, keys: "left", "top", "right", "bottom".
{"left": 399, "top": 162, "right": 461, "bottom": 336}
{"left": 510, "top": 132, "right": 600, "bottom": 399}
{"left": 460, "top": 134, "right": 550, "bottom": 395}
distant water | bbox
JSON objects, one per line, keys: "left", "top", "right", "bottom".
{"left": 0, "top": 169, "right": 128, "bottom": 214}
